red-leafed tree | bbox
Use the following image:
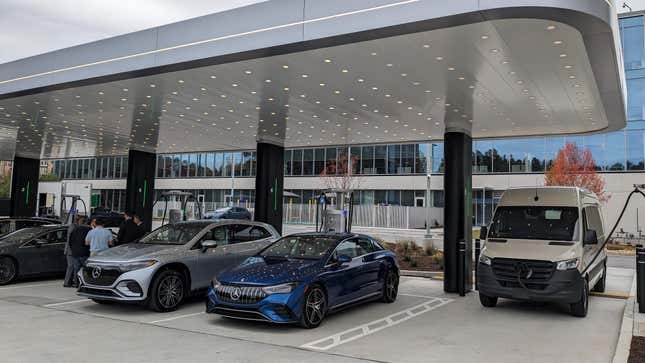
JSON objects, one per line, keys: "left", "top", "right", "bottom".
{"left": 319, "top": 150, "right": 361, "bottom": 191}
{"left": 545, "top": 142, "right": 609, "bottom": 202}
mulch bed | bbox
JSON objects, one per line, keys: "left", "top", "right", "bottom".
{"left": 629, "top": 336, "right": 645, "bottom": 363}
{"left": 395, "top": 255, "right": 443, "bottom": 271}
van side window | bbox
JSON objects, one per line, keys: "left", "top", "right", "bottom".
{"left": 583, "top": 206, "right": 604, "bottom": 236}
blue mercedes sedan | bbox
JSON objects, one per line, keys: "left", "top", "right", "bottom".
{"left": 206, "top": 233, "right": 399, "bottom": 328}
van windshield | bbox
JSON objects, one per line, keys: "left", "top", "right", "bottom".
{"left": 488, "top": 206, "right": 579, "bottom": 241}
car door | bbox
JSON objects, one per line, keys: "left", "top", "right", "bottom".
{"left": 226, "top": 223, "right": 276, "bottom": 265}
{"left": 15, "top": 229, "right": 67, "bottom": 275}
{"left": 192, "top": 224, "right": 236, "bottom": 288}
{"left": 582, "top": 206, "right": 606, "bottom": 283}
{"left": 354, "top": 238, "right": 385, "bottom": 295}
{"left": 323, "top": 240, "right": 364, "bottom": 307}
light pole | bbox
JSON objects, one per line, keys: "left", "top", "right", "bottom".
{"left": 425, "top": 143, "right": 436, "bottom": 238}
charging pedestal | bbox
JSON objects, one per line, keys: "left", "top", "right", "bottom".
{"left": 638, "top": 247, "right": 645, "bottom": 313}
{"left": 315, "top": 189, "right": 354, "bottom": 233}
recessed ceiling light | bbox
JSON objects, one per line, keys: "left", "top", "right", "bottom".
{"left": 553, "top": 40, "right": 563, "bottom": 45}
{"left": 546, "top": 25, "right": 557, "bottom": 30}
{"left": 244, "top": 70, "right": 252, "bottom": 74}
{"left": 178, "top": 80, "right": 184, "bottom": 83}
{"left": 435, "top": 56, "right": 443, "bottom": 61}
{"left": 481, "top": 35, "right": 489, "bottom": 40}
{"left": 342, "top": 69, "right": 349, "bottom": 73}
{"left": 423, "top": 44, "right": 430, "bottom": 48}
{"left": 490, "top": 49, "right": 499, "bottom": 53}
{"left": 282, "top": 65, "right": 289, "bottom": 69}
{"left": 324, "top": 59, "right": 332, "bottom": 63}
{"left": 560, "top": 54, "right": 567, "bottom": 58}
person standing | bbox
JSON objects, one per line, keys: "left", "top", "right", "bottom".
{"left": 85, "top": 219, "right": 113, "bottom": 256}
{"left": 117, "top": 211, "right": 141, "bottom": 244}
{"left": 69, "top": 216, "right": 91, "bottom": 287}
{"left": 132, "top": 214, "right": 147, "bottom": 241}
{"left": 63, "top": 215, "right": 79, "bottom": 288}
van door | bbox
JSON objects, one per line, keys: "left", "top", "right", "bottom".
{"left": 582, "top": 206, "right": 606, "bottom": 282}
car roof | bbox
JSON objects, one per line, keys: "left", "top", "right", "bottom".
{"left": 284, "top": 232, "right": 361, "bottom": 241}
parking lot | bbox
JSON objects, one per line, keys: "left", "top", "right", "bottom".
{"left": 0, "top": 265, "right": 633, "bottom": 363}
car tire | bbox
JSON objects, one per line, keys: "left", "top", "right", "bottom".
{"left": 570, "top": 279, "right": 589, "bottom": 318}
{"left": 592, "top": 261, "right": 607, "bottom": 293}
{"left": 91, "top": 299, "right": 115, "bottom": 305}
{"left": 479, "top": 293, "right": 498, "bottom": 308}
{"left": 299, "top": 285, "right": 327, "bottom": 329}
{"left": 0, "top": 256, "right": 17, "bottom": 285}
{"left": 148, "top": 269, "right": 186, "bottom": 312}
{"left": 381, "top": 269, "right": 399, "bottom": 303}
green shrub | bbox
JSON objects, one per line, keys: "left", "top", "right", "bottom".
{"left": 432, "top": 252, "right": 444, "bottom": 269}
{"left": 403, "top": 255, "right": 412, "bottom": 262}
{"left": 425, "top": 245, "right": 440, "bottom": 256}
{"left": 410, "top": 259, "right": 418, "bottom": 268}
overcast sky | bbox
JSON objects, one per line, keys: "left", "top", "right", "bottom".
{"left": 0, "top": 0, "right": 265, "bottom": 64}
{"left": 0, "top": 0, "right": 643, "bottom": 64}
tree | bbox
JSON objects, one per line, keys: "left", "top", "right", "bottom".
{"left": 319, "top": 149, "right": 361, "bottom": 191}
{"left": 545, "top": 142, "right": 609, "bottom": 202}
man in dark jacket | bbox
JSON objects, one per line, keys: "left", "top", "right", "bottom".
{"left": 116, "top": 210, "right": 140, "bottom": 244}
{"left": 69, "top": 216, "right": 91, "bottom": 287}
{"left": 132, "top": 214, "right": 147, "bottom": 241}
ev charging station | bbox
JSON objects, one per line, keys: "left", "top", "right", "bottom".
{"left": 315, "top": 189, "right": 355, "bottom": 233}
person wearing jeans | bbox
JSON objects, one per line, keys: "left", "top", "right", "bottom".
{"left": 69, "top": 216, "right": 91, "bottom": 287}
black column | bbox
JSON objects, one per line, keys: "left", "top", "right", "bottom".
{"left": 254, "top": 142, "right": 284, "bottom": 234}
{"left": 10, "top": 157, "right": 40, "bottom": 217}
{"left": 443, "top": 132, "right": 473, "bottom": 293}
{"left": 125, "top": 150, "right": 156, "bottom": 232}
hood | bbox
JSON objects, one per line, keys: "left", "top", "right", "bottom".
{"left": 482, "top": 239, "right": 581, "bottom": 262}
{"left": 88, "top": 243, "right": 185, "bottom": 263}
{"left": 218, "top": 257, "right": 321, "bottom": 285}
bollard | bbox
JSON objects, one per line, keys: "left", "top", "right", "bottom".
{"left": 638, "top": 247, "right": 645, "bottom": 313}
{"left": 458, "top": 239, "right": 466, "bottom": 297}
{"left": 474, "top": 239, "right": 481, "bottom": 290}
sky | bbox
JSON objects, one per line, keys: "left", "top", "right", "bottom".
{"left": 0, "top": 0, "right": 643, "bottom": 64}
{"left": 0, "top": 0, "right": 265, "bottom": 63}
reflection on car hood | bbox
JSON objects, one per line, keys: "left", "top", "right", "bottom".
{"left": 89, "top": 243, "right": 185, "bottom": 262}
{"left": 218, "top": 257, "right": 321, "bottom": 285}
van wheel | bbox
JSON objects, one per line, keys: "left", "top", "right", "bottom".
{"left": 148, "top": 270, "right": 185, "bottom": 312}
{"left": 479, "top": 293, "right": 498, "bottom": 307}
{"left": 570, "top": 279, "right": 589, "bottom": 318}
{"left": 592, "top": 261, "right": 607, "bottom": 293}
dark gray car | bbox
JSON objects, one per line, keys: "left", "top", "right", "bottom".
{"left": 0, "top": 225, "right": 68, "bottom": 285}
{"left": 78, "top": 219, "right": 279, "bottom": 312}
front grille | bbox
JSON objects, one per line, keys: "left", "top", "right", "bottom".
{"left": 79, "top": 287, "right": 119, "bottom": 297}
{"left": 491, "top": 258, "right": 555, "bottom": 286}
{"left": 211, "top": 307, "right": 269, "bottom": 321}
{"left": 216, "top": 284, "right": 267, "bottom": 305}
{"left": 82, "top": 266, "right": 122, "bottom": 286}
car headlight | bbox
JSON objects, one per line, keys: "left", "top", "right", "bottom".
{"left": 556, "top": 258, "right": 579, "bottom": 271}
{"left": 479, "top": 254, "right": 492, "bottom": 266}
{"left": 262, "top": 282, "right": 298, "bottom": 295}
{"left": 211, "top": 277, "right": 221, "bottom": 290}
{"left": 118, "top": 260, "right": 157, "bottom": 273}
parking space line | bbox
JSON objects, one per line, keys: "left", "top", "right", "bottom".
{"left": 147, "top": 312, "right": 205, "bottom": 324}
{"left": 44, "top": 299, "right": 93, "bottom": 308}
{"left": 0, "top": 282, "right": 61, "bottom": 290}
{"left": 300, "top": 297, "right": 452, "bottom": 351}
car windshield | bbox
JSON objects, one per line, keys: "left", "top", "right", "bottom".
{"left": 0, "top": 227, "right": 45, "bottom": 243}
{"left": 138, "top": 223, "right": 206, "bottom": 245}
{"left": 488, "top": 206, "right": 579, "bottom": 241}
{"left": 260, "top": 236, "right": 339, "bottom": 260}
{"left": 214, "top": 208, "right": 230, "bottom": 213}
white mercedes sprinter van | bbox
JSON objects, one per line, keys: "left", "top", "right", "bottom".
{"left": 477, "top": 187, "right": 607, "bottom": 317}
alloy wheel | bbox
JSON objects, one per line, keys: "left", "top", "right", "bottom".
{"left": 0, "top": 257, "right": 16, "bottom": 285}
{"left": 158, "top": 275, "right": 184, "bottom": 309}
{"left": 305, "top": 288, "right": 326, "bottom": 326}
{"left": 386, "top": 272, "right": 399, "bottom": 301}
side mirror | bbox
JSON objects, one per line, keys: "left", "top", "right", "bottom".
{"left": 34, "top": 239, "right": 48, "bottom": 248}
{"left": 201, "top": 240, "right": 218, "bottom": 253}
{"left": 479, "top": 226, "right": 488, "bottom": 240}
{"left": 336, "top": 254, "right": 352, "bottom": 265}
{"left": 584, "top": 230, "right": 598, "bottom": 245}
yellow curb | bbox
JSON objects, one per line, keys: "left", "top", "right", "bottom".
{"left": 432, "top": 275, "right": 444, "bottom": 280}
{"left": 589, "top": 292, "right": 632, "bottom": 300}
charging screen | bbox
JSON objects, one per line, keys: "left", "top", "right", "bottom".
{"left": 488, "top": 206, "right": 579, "bottom": 241}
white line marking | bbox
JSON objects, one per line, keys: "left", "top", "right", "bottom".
{"left": 0, "top": 0, "right": 420, "bottom": 85}
{"left": 44, "top": 298, "right": 92, "bottom": 308}
{"left": 399, "top": 293, "right": 441, "bottom": 299}
{"left": 0, "top": 282, "right": 61, "bottom": 290}
{"left": 147, "top": 312, "right": 205, "bottom": 324}
{"left": 301, "top": 297, "right": 452, "bottom": 351}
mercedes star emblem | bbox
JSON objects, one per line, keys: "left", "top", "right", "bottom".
{"left": 91, "top": 266, "right": 102, "bottom": 279}
{"left": 231, "top": 287, "right": 242, "bottom": 301}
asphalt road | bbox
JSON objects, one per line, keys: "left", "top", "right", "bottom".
{"left": 608, "top": 254, "right": 635, "bottom": 269}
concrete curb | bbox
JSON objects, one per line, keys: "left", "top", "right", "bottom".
{"left": 612, "top": 274, "right": 637, "bottom": 363}
{"left": 400, "top": 270, "right": 443, "bottom": 279}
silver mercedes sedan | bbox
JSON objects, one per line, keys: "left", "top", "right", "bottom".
{"left": 77, "top": 219, "right": 280, "bottom": 312}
